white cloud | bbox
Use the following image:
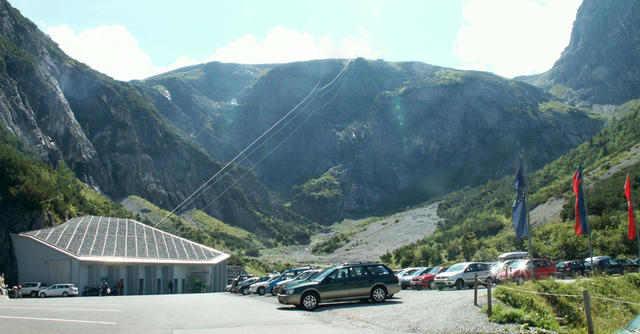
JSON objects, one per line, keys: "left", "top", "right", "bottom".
{"left": 46, "top": 24, "right": 162, "bottom": 81}
{"left": 202, "top": 26, "right": 378, "bottom": 64}
{"left": 45, "top": 25, "right": 378, "bottom": 81}
{"left": 453, "top": 0, "right": 582, "bottom": 78}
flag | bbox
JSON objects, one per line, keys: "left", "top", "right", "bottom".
{"left": 573, "top": 167, "right": 589, "bottom": 235}
{"left": 625, "top": 172, "right": 637, "bottom": 240}
{"left": 512, "top": 156, "right": 528, "bottom": 238}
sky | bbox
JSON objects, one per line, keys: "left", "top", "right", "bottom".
{"left": 9, "top": 0, "right": 583, "bottom": 81}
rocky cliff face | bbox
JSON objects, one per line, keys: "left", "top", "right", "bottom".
{"left": 518, "top": 0, "right": 640, "bottom": 106}
{"left": 144, "top": 59, "right": 604, "bottom": 224}
{"left": 0, "top": 1, "right": 314, "bottom": 242}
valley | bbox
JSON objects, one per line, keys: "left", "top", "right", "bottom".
{"left": 1, "top": 0, "right": 640, "bottom": 293}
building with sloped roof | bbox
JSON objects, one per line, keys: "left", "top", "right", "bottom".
{"left": 11, "top": 216, "right": 229, "bottom": 295}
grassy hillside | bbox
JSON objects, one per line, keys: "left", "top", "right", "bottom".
{"left": 490, "top": 274, "right": 640, "bottom": 333}
{"left": 121, "top": 195, "right": 263, "bottom": 254}
{"left": 383, "top": 100, "right": 640, "bottom": 267}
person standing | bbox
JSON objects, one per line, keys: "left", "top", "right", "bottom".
{"left": 117, "top": 279, "right": 124, "bottom": 295}
{"left": 0, "top": 273, "right": 5, "bottom": 295}
{"left": 168, "top": 280, "right": 173, "bottom": 294}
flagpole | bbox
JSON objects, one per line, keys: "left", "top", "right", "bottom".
{"left": 523, "top": 152, "right": 534, "bottom": 281}
{"left": 629, "top": 170, "right": 640, "bottom": 273}
{"left": 583, "top": 172, "right": 594, "bottom": 274}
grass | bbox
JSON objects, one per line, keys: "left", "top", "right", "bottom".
{"left": 490, "top": 274, "right": 640, "bottom": 333}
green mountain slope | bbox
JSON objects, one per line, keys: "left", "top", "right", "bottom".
{"left": 121, "top": 195, "right": 264, "bottom": 252}
{"left": 0, "top": 123, "right": 133, "bottom": 283}
{"left": 0, "top": 0, "right": 316, "bottom": 243}
{"left": 141, "top": 58, "right": 605, "bottom": 225}
{"left": 384, "top": 100, "right": 640, "bottom": 267}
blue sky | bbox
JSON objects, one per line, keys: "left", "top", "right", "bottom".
{"left": 10, "top": 0, "right": 582, "bottom": 81}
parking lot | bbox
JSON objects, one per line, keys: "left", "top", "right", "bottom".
{"left": 0, "top": 288, "right": 516, "bottom": 334}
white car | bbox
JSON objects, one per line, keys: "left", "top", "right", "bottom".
{"left": 434, "top": 262, "right": 491, "bottom": 290}
{"left": 21, "top": 282, "right": 48, "bottom": 297}
{"left": 39, "top": 283, "right": 79, "bottom": 297}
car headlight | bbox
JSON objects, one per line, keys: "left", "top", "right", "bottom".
{"left": 285, "top": 289, "right": 295, "bottom": 295}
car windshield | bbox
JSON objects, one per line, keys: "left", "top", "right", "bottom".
{"left": 402, "top": 268, "right": 419, "bottom": 276}
{"left": 509, "top": 260, "right": 527, "bottom": 269}
{"left": 313, "top": 266, "right": 337, "bottom": 281}
{"left": 490, "top": 262, "right": 504, "bottom": 271}
{"left": 265, "top": 275, "right": 280, "bottom": 282}
{"left": 446, "top": 264, "right": 466, "bottom": 272}
{"left": 427, "top": 267, "right": 441, "bottom": 275}
{"left": 296, "top": 271, "right": 315, "bottom": 280}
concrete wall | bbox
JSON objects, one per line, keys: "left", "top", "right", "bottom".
{"left": 11, "top": 234, "right": 78, "bottom": 284}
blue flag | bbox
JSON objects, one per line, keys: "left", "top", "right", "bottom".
{"left": 512, "top": 156, "right": 528, "bottom": 238}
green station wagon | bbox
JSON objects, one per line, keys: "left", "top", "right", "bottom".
{"left": 277, "top": 262, "right": 400, "bottom": 311}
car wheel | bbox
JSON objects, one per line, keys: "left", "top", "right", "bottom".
{"left": 258, "top": 287, "right": 265, "bottom": 296}
{"left": 371, "top": 286, "right": 387, "bottom": 303}
{"left": 39, "top": 292, "right": 46, "bottom": 298}
{"left": 301, "top": 292, "right": 319, "bottom": 311}
{"left": 455, "top": 279, "right": 464, "bottom": 290}
{"left": 428, "top": 281, "right": 434, "bottom": 290}
{"left": 31, "top": 291, "right": 37, "bottom": 298}
{"left": 271, "top": 288, "right": 278, "bottom": 296}
{"left": 241, "top": 287, "right": 249, "bottom": 295}
{"left": 415, "top": 285, "right": 422, "bottom": 291}
{"left": 62, "top": 291, "right": 69, "bottom": 297}
{"left": 516, "top": 276, "right": 525, "bottom": 285}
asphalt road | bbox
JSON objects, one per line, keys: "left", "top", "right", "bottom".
{"left": 0, "top": 288, "right": 515, "bottom": 334}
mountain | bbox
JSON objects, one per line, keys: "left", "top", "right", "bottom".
{"left": 140, "top": 59, "right": 604, "bottom": 224}
{"left": 385, "top": 100, "right": 640, "bottom": 267}
{"left": 0, "top": 0, "right": 315, "bottom": 243}
{"left": 518, "top": 0, "right": 640, "bottom": 107}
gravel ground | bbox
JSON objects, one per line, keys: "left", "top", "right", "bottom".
{"left": 259, "top": 288, "right": 518, "bottom": 334}
{"left": 262, "top": 202, "right": 442, "bottom": 264}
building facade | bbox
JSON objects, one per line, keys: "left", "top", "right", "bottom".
{"left": 11, "top": 216, "right": 229, "bottom": 294}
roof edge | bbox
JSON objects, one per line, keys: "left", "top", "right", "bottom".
{"left": 15, "top": 234, "right": 230, "bottom": 265}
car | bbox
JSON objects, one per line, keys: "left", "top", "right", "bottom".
{"left": 488, "top": 260, "right": 517, "bottom": 284}
{"left": 229, "top": 274, "right": 255, "bottom": 293}
{"left": 614, "top": 258, "right": 637, "bottom": 272}
{"left": 496, "top": 259, "right": 556, "bottom": 284}
{"left": 237, "top": 276, "right": 268, "bottom": 295}
{"left": 395, "top": 267, "right": 420, "bottom": 280}
{"left": 277, "top": 262, "right": 400, "bottom": 311}
{"left": 259, "top": 267, "right": 312, "bottom": 295}
{"left": 38, "top": 283, "right": 78, "bottom": 297}
{"left": 555, "top": 260, "right": 586, "bottom": 278}
{"left": 434, "top": 262, "right": 491, "bottom": 290}
{"left": 409, "top": 266, "right": 449, "bottom": 290}
{"left": 399, "top": 267, "right": 431, "bottom": 289}
{"left": 20, "top": 282, "right": 48, "bottom": 297}
{"left": 272, "top": 269, "right": 322, "bottom": 296}
{"left": 584, "top": 257, "right": 623, "bottom": 275}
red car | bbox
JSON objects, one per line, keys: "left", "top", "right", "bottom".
{"left": 496, "top": 259, "right": 556, "bottom": 285}
{"left": 409, "top": 266, "right": 449, "bottom": 290}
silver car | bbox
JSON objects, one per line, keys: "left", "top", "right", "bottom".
{"left": 434, "top": 262, "right": 491, "bottom": 290}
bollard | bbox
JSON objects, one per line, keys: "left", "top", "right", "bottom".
{"left": 583, "top": 290, "right": 594, "bottom": 334}
{"left": 474, "top": 274, "right": 478, "bottom": 306}
{"left": 487, "top": 282, "right": 492, "bottom": 317}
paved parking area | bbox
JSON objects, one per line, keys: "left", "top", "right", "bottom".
{"left": 0, "top": 289, "right": 514, "bottom": 334}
